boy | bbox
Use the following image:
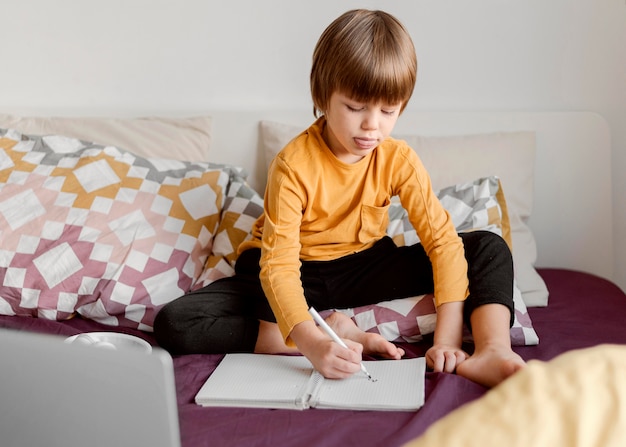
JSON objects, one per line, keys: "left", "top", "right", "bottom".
{"left": 154, "top": 9, "right": 525, "bottom": 387}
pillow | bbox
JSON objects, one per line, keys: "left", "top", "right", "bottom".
{"left": 0, "top": 127, "right": 230, "bottom": 331}
{"left": 0, "top": 113, "right": 212, "bottom": 162}
{"left": 193, "top": 171, "right": 264, "bottom": 289}
{"left": 326, "top": 278, "right": 537, "bottom": 347}
{"left": 400, "top": 132, "right": 535, "bottom": 219}
{"left": 406, "top": 345, "right": 626, "bottom": 447}
{"left": 508, "top": 211, "right": 550, "bottom": 307}
{"left": 259, "top": 120, "right": 549, "bottom": 307}
{"left": 261, "top": 121, "right": 534, "bottom": 218}
{"left": 326, "top": 176, "right": 539, "bottom": 346}
{"left": 387, "top": 176, "right": 512, "bottom": 248}
{"left": 403, "top": 132, "right": 548, "bottom": 307}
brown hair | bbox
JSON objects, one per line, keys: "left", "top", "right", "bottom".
{"left": 310, "top": 9, "right": 417, "bottom": 117}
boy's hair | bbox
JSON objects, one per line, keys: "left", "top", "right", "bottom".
{"left": 311, "top": 9, "right": 417, "bottom": 117}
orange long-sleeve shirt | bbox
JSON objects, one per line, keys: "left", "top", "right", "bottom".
{"left": 239, "top": 117, "right": 469, "bottom": 344}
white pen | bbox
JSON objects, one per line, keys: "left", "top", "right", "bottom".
{"left": 308, "top": 307, "right": 375, "bottom": 382}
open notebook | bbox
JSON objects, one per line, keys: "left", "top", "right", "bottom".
{"left": 195, "top": 353, "right": 425, "bottom": 411}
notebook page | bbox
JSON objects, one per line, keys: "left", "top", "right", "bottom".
{"left": 195, "top": 354, "right": 314, "bottom": 410}
{"left": 313, "top": 357, "right": 425, "bottom": 411}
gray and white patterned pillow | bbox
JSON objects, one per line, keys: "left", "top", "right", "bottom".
{"left": 344, "top": 176, "right": 538, "bottom": 346}
{"left": 387, "top": 175, "right": 511, "bottom": 248}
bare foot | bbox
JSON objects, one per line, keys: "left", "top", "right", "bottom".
{"left": 324, "top": 312, "right": 404, "bottom": 359}
{"left": 254, "top": 321, "right": 299, "bottom": 355}
{"left": 456, "top": 344, "right": 525, "bottom": 388}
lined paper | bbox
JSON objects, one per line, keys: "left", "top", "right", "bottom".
{"left": 314, "top": 358, "right": 425, "bottom": 411}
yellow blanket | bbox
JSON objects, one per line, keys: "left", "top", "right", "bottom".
{"left": 406, "top": 344, "right": 626, "bottom": 447}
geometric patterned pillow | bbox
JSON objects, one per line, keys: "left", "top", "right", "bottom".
{"left": 193, "top": 173, "right": 264, "bottom": 289}
{"left": 331, "top": 176, "right": 539, "bottom": 346}
{"left": 0, "top": 128, "right": 231, "bottom": 331}
{"left": 387, "top": 176, "right": 512, "bottom": 250}
{"left": 328, "top": 278, "right": 538, "bottom": 347}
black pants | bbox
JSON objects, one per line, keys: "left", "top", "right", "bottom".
{"left": 154, "top": 231, "right": 514, "bottom": 355}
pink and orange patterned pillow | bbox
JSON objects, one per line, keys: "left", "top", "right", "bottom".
{"left": 0, "top": 128, "right": 230, "bottom": 330}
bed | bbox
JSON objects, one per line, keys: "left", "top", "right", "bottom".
{"left": 1, "top": 110, "right": 624, "bottom": 446}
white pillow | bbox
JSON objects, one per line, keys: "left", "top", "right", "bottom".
{"left": 508, "top": 211, "right": 549, "bottom": 307}
{"left": 399, "top": 132, "right": 535, "bottom": 219}
{"left": 0, "top": 113, "right": 212, "bottom": 161}
{"left": 401, "top": 132, "right": 547, "bottom": 307}
{"left": 259, "top": 120, "right": 549, "bottom": 307}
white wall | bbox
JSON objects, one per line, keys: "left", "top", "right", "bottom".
{"left": 1, "top": 0, "right": 624, "bottom": 291}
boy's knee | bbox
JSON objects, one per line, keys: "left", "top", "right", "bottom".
{"left": 153, "top": 303, "right": 178, "bottom": 347}
{"left": 152, "top": 304, "right": 170, "bottom": 334}
{"left": 152, "top": 298, "right": 196, "bottom": 351}
{"left": 462, "top": 231, "right": 512, "bottom": 260}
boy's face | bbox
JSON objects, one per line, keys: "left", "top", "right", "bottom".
{"left": 323, "top": 91, "right": 402, "bottom": 164}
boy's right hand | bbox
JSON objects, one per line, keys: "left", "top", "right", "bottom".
{"left": 290, "top": 319, "right": 364, "bottom": 379}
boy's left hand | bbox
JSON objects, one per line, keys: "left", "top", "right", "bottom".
{"left": 425, "top": 344, "right": 469, "bottom": 374}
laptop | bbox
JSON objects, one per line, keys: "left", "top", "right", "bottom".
{"left": 0, "top": 329, "right": 181, "bottom": 447}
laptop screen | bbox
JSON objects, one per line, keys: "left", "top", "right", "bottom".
{"left": 0, "top": 329, "right": 181, "bottom": 447}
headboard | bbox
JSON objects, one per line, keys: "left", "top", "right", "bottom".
{"left": 206, "top": 110, "right": 613, "bottom": 281}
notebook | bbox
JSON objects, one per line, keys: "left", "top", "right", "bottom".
{"left": 0, "top": 329, "right": 181, "bottom": 447}
{"left": 195, "top": 353, "right": 426, "bottom": 411}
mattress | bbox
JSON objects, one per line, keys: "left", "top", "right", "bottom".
{"left": 1, "top": 268, "right": 624, "bottom": 447}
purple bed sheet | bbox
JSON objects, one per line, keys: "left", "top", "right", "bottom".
{"left": 1, "top": 268, "right": 625, "bottom": 447}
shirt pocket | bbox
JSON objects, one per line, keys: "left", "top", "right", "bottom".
{"left": 358, "top": 202, "right": 390, "bottom": 243}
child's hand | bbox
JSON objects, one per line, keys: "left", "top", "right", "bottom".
{"left": 291, "top": 320, "right": 364, "bottom": 379}
{"left": 425, "top": 344, "right": 469, "bottom": 374}
{"left": 428, "top": 301, "right": 467, "bottom": 374}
